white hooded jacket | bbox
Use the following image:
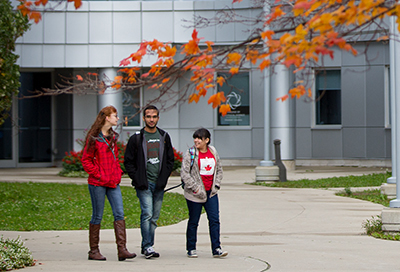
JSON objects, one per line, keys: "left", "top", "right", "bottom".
{"left": 180, "top": 145, "right": 223, "bottom": 203}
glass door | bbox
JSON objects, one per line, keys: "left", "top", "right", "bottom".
{"left": 0, "top": 110, "right": 16, "bottom": 167}
{"left": 18, "top": 72, "right": 52, "bottom": 166}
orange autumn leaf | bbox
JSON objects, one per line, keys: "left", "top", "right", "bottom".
{"left": 289, "top": 86, "right": 306, "bottom": 99}
{"left": 29, "top": 11, "right": 42, "bottom": 23}
{"left": 76, "top": 75, "right": 83, "bottom": 81}
{"left": 377, "top": 36, "right": 389, "bottom": 41}
{"left": 232, "top": 0, "right": 243, "bottom": 3}
{"left": 205, "top": 41, "right": 214, "bottom": 52}
{"left": 216, "top": 76, "right": 225, "bottom": 87}
{"left": 276, "top": 94, "right": 289, "bottom": 102}
{"left": 219, "top": 104, "right": 231, "bottom": 116}
{"left": 229, "top": 67, "right": 239, "bottom": 75}
{"left": 198, "top": 88, "right": 207, "bottom": 97}
{"left": 208, "top": 92, "right": 226, "bottom": 109}
{"left": 182, "top": 29, "right": 202, "bottom": 55}
{"left": 259, "top": 59, "right": 271, "bottom": 71}
{"left": 67, "top": 0, "right": 82, "bottom": 9}
{"left": 261, "top": 30, "right": 275, "bottom": 41}
{"left": 114, "top": 76, "right": 123, "bottom": 83}
{"left": 227, "top": 52, "right": 242, "bottom": 65}
{"left": 246, "top": 50, "right": 259, "bottom": 65}
{"left": 159, "top": 45, "right": 176, "bottom": 58}
{"left": 120, "top": 58, "right": 131, "bottom": 66}
{"left": 189, "top": 93, "right": 200, "bottom": 104}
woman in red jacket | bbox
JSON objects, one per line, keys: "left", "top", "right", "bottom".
{"left": 81, "top": 105, "right": 136, "bottom": 262}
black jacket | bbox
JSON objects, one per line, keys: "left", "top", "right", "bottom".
{"left": 124, "top": 127, "right": 174, "bottom": 190}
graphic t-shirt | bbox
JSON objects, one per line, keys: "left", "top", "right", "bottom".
{"left": 144, "top": 130, "right": 160, "bottom": 184}
{"left": 198, "top": 148, "right": 215, "bottom": 191}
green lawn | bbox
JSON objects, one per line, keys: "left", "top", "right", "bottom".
{"left": 0, "top": 182, "right": 188, "bottom": 231}
{"left": 252, "top": 172, "right": 391, "bottom": 188}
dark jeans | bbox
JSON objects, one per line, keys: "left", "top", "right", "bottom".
{"left": 88, "top": 184, "right": 124, "bottom": 225}
{"left": 186, "top": 191, "right": 221, "bottom": 253}
{"left": 136, "top": 182, "right": 164, "bottom": 250}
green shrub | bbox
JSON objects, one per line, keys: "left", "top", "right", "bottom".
{"left": 362, "top": 215, "right": 383, "bottom": 235}
{"left": 0, "top": 236, "right": 35, "bottom": 271}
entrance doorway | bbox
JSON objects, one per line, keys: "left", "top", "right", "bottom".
{"left": 0, "top": 72, "right": 52, "bottom": 167}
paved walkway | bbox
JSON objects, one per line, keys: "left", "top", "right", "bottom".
{"left": 1, "top": 166, "right": 400, "bottom": 271}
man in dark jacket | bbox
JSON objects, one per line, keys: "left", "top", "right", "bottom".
{"left": 124, "top": 105, "right": 174, "bottom": 259}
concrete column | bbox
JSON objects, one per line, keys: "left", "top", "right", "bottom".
{"left": 381, "top": 16, "right": 397, "bottom": 198}
{"left": 255, "top": 2, "right": 279, "bottom": 182}
{"left": 98, "top": 68, "right": 123, "bottom": 117}
{"left": 382, "top": 16, "right": 400, "bottom": 233}
{"left": 388, "top": 15, "right": 397, "bottom": 185}
{"left": 390, "top": 16, "right": 400, "bottom": 207}
{"left": 255, "top": 65, "right": 279, "bottom": 181}
{"left": 270, "top": 64, "right": 295, "bottom": 170}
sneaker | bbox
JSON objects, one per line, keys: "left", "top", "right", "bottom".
{"left": 143, "top": 247, "right": 160, "bottom": 259}
{"left": 187, "top": 250, "right": 198, "bottom": 258}
{"left": 141, "top": 248, "right": 160, "bottom": 257}
{"left": 213, "top": 248, "right": 228, "bottom": 258}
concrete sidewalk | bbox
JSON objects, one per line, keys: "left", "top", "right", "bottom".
{"left": 1, "top": 166, "right": 400, "bottom": 271}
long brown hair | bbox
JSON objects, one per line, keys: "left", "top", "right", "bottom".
{"left": 84, "top": 106, "right": 119, "bottom": 151}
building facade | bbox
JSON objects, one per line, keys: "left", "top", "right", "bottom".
{"left": 0, "top": 0, "right": 392, "bottom": 168}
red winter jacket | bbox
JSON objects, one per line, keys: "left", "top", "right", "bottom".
{"left": 81, "top": 135, "right": 123, "bottom": 188}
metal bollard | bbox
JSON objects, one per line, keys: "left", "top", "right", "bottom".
{"left": 273, "top": 139, "right": 287, "bottom": 182}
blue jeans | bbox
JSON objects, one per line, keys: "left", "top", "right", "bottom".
{"left": 186, "top": 191, "right": 221, "bottom": 253}
{"left": 88, "top": 184, "right": 124, "bottom": 225}
{"left": 136, "top": 182, "right": 164, "bottom": 250}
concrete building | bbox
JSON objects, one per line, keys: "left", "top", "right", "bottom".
{"left": 0, "top": 0, "right": 393, "bottom": 168}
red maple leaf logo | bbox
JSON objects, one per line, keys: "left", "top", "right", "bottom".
{"left": 205, "top": 165, "right": 212, "bottom": 171}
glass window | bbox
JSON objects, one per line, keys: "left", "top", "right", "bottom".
{"left": 0, "top": 114, "right": 12, "bottom": 160}
{"left": 315, "top": 70, "right": 341, "bottom": 125}
{"left": 385, "top": 66, "right": 391, "bottom": 127}
{"left": 217, "top": 72, "right": 250, "bottom": 126}
{"left": 122, "top": 88, "right": 141, "bottom": 127}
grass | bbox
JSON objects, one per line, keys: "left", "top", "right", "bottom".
{"left": 252, "top": 172, "right": 391, "bottom": 188}
{"left": 336, "top": 188, "right": 390, "bottom": 206}
{"left": 0, "top": 182, "right": 188, "bottom": 231}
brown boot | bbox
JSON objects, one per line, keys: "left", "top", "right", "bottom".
{"left": 114, "top": 220, "right": 137, "bottom": 261}
{"left": 88, "top": 223, "right": 106, "bottom": 261}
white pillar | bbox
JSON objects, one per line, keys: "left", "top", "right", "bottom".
{"left": 98, "top": 68, "right": 123, "bottom": 117}
{"left": 260, "top": 2, "right": 273, "bottom": 167}
{"left": 390, "top": 16, "right": 400, "bottom": 207}
{"left": 388, "top": 16, "right": 397, "bottom": 184}
{"left": 260, "top": 65, "right": 274, "bottom": 167}
{"left": 255, "top": 1, "right": 279, "bottom": 182}
{"left": 270, "top": 64, "right": 295, "bottom": 167}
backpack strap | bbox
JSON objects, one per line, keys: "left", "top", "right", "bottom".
{"left": 179, "top": 146, "right": 196, "bottom": 190}
{"left": 189, "top": 146, "right": 195, "bottom": 169}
